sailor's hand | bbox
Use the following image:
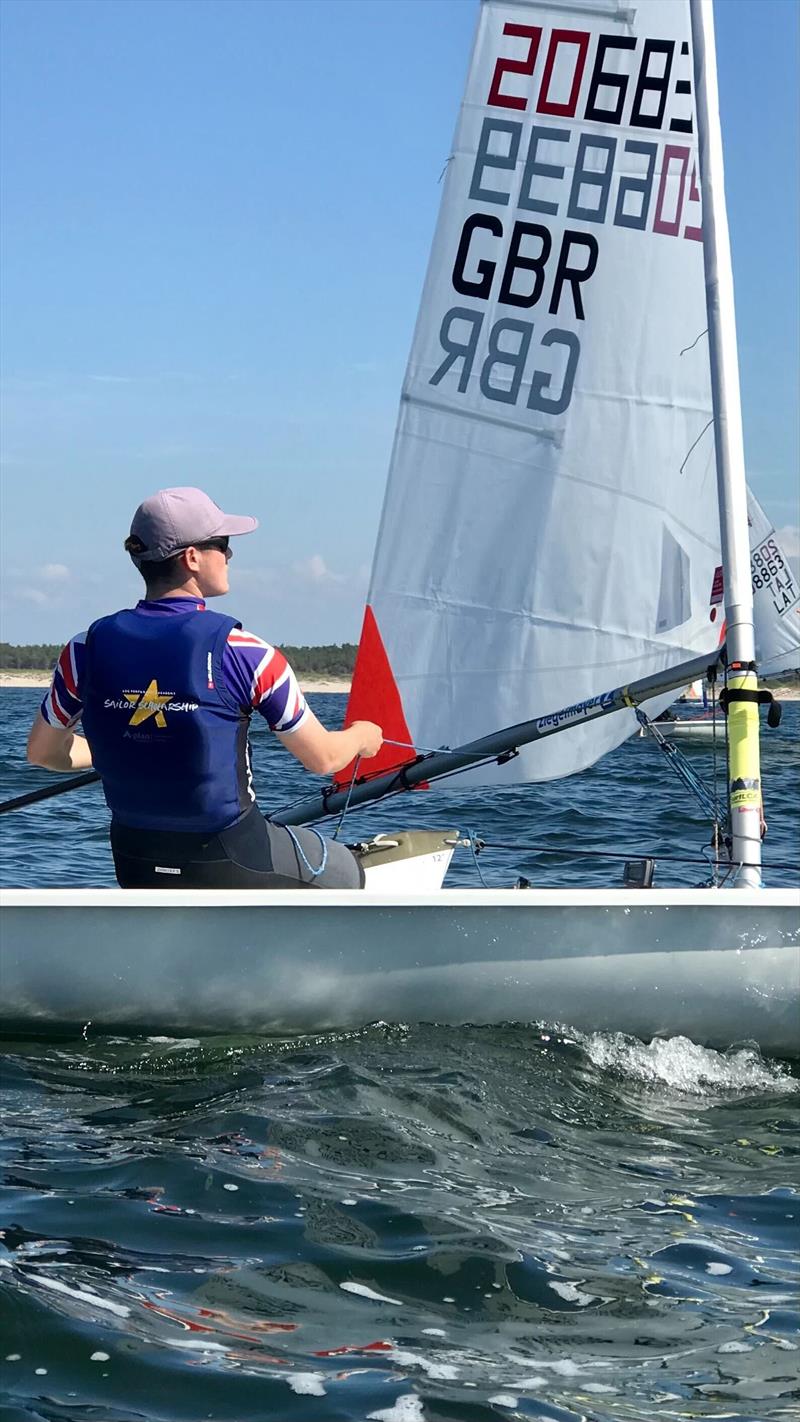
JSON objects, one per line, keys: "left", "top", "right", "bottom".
{"left": 352, "top": 721, "right": 383, "bottom": 759}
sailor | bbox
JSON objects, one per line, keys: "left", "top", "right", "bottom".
{"left": 27, "top": 487, "right": 383, "bottom": 887}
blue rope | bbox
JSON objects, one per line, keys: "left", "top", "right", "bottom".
{"left": 331, "top": 741, "right": 454, "bottom": 839}
{"left": 636, "top": 708, "right": 721, "bottom": 824}
{"left": 332, "top": 755, "right": 361, "bottom": 841}
{"left": 466, "top": 827, "right": 491, "bottom": 887}
{"left": 284, "top": 824, "right": 329, "bottom": 879}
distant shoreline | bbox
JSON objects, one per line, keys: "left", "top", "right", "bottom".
{"left": 0, "top": 670, "right": 352, "bottom": 694}
{"left": 2, "top": 670, "right": 797, "bottom": 700}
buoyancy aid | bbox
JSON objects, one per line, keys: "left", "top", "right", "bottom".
{"left": 81, "top": 605, "right": 253, "bottom": 832}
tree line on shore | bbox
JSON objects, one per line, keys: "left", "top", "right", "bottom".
{"left": 0, "top": 642, "right": 359, "bottom": 676}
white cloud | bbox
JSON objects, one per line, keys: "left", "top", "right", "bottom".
{"left": 38, "top": 563, "right": 71, "bottom": 582}
{"left": 13, "top": 587, "right": 49, "bottom": 606}
{"left": 292, "top": 554, "right": 345, "bottom": 585}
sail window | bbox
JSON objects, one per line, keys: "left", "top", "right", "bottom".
{"left": 656, "top": 528, "right": 691, "bottom": 634}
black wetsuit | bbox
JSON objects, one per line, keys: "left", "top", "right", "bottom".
{"left": 110, "top": 806, "right": 364, "bottom": 889}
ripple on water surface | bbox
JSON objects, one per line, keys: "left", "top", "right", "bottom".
{"left": 1, "top": 1024, "right": 798, "bottom": 1421}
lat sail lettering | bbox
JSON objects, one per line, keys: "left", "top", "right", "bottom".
{"left": 751, "top": 537, "right": 800, "bottom": 617}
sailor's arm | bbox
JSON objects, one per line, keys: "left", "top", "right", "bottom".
{"left": 277, "top": 710, "right": 382, "bottom": 776}
{"left": 229, "top": 632, "right": 382, "bottom": 775}
{"left": 28, "top": 636, "right": 91, "bottom": 770}
{"left": 27, "top": 714, "right": 94, "bottom": 771}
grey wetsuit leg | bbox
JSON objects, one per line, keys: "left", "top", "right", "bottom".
{"left": 262, "top": 821, "right": 365, "bottom": 888}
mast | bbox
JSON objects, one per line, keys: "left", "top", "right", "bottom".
{"left": 689, "top": 0, "right": 762, "bottom": 886}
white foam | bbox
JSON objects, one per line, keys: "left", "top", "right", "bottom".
{"left": 90, "top": 1351, "right": 110, "bottom": 1362}
{"left": 488, "top": 1396, "right": 518, "bottom": 1409}
{"left": 165, "top": 1338, "right": 229, "bottom": 1351}
{"left": 389, "top": 1348, "right": 458, "bottom": 1381}
{"left": 548, "top": 1281, "right": 596, "bottom": 1307}
{"left": 706, "top": 1261, "right": 733, "bottom": 1274}
{"left": 285, "top": 1372, "right": 327, "bottom": 1396}
{"left": 581, "top": 1032, "right": 798, "bottom": 1094}
{"left": 340, "top": 1281, "right": 402, "bottom": 1305}
{"left": 368, "top": 1397, "right": 425, "bottom": 1422}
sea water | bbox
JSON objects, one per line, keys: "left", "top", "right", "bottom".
{"left": 1, "top": 691, "right": 798, "bottom": 1421}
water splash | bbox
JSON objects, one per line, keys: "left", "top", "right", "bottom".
{"left": 581, "top": 1031, "right": 798, "bottom": 1094}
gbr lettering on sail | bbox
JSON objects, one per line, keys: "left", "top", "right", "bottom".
{"left": 428, "top": 15, "right": 700, "bottom": 416}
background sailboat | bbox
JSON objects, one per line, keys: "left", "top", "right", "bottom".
{"left": 645, "top": 496, "right": 799, "bottom": 739}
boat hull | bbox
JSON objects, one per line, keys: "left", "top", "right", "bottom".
{"left": 1, "top": 888, "right": 798, "bottom": 1054}
{"left": 639, "top": 719, "right": 721, "bottom": 742}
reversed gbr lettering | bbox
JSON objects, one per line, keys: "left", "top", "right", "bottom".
{"left": 430, "top": 308, "right": 579, "bottom": 417}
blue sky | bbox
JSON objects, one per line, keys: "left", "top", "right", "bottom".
{"left": 1, "top": 0, "right": 798, "bottom": 645}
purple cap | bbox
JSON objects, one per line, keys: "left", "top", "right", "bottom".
{"left": 126, "top": 487, "right": 258, "bottom": 563}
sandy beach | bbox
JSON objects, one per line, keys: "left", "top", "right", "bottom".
{"left": 2, "top": 670, "right": 797, "bottom": 698}
{"left": 0, "top": 670, "right": 352, "bottom": 693}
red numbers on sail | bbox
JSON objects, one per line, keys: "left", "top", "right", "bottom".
{"left": 488, "top": 22, "right": 693, "bottom": 136}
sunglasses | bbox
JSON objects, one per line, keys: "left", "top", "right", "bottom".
{"left": 193, "top": 536, "right": 230, "bottom": 555}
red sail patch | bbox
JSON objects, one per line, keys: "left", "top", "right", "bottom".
{"left": 335, "top": 605, "right": 421, "bottom": 790}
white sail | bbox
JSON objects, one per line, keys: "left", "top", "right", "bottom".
{"left": 347, "top": 0, "right": 731, "bottom": 785}
{"left": 748, "top": 489, "right": 800, "bottom": 677}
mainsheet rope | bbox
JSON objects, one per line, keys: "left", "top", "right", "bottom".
{"left": 272, "top": 720, "right": 784, "bottom": 885}
{"left": 272, "top": 721, "right": 727, "bottom": 839}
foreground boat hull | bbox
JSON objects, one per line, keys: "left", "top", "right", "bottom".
{"left": 1, "top": 889, "right": 798, "bottom": 1054}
